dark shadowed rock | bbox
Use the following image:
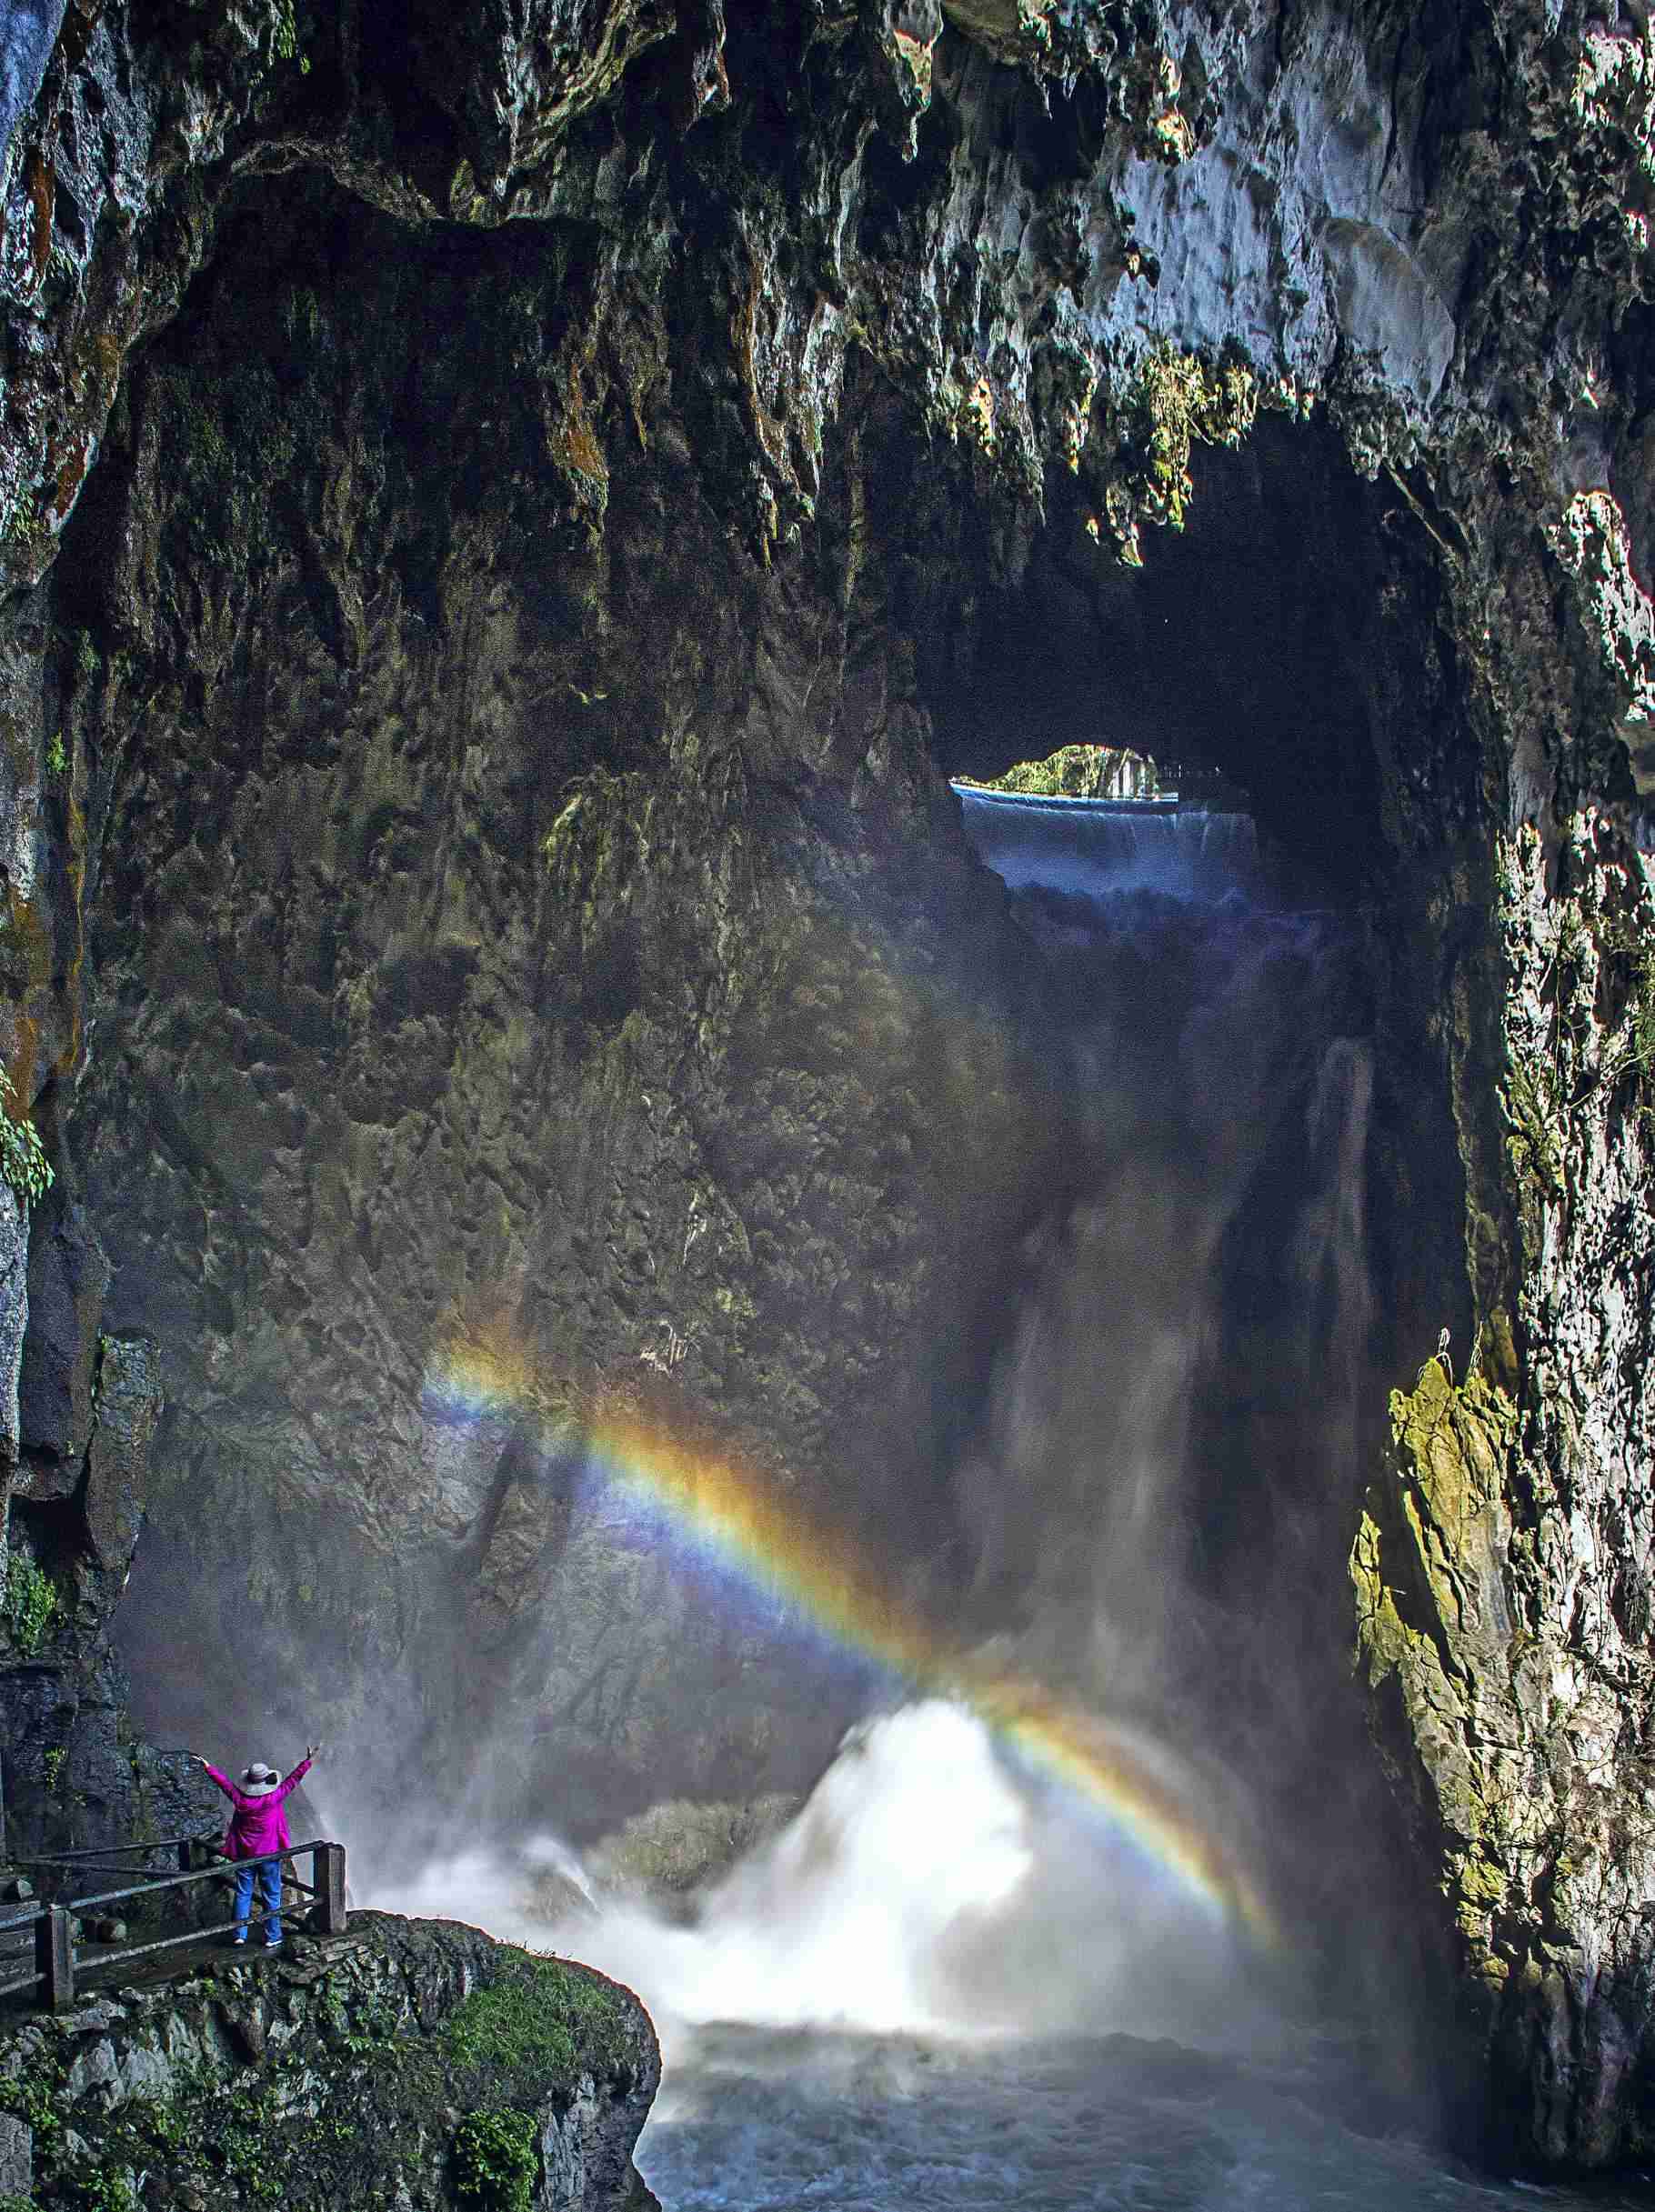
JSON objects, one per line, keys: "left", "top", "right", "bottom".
{"left": 19, "top": 1197, "right": 107, "bottom": 1470}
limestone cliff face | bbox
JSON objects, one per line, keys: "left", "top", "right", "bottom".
{"left": 0, "top": 0, "right": 1648, "bottom": 2170}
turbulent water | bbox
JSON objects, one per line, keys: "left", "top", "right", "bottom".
{"left": 367, "top": 1700, "right": 1653, "bottom": 2212}
{"left": 360, "top": 787, "right": 1652, "bottom": 2208}
{"left": 640, "top": 2027, "right": 1655, "bottom": 2212}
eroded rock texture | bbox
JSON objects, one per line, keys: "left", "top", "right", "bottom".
{"left": 0, "top": 0, "right": 1648, "bottom": 2169}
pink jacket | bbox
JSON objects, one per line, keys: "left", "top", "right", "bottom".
{"left": 204, "top": 1758, "right": 312, "bottom": 1860}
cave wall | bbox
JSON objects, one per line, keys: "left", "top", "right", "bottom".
{"left": 59, "top": 176, "right": 1056, "bottom": 1842}
{"left": 0, "top": 0, "right": 1647, "bottom": 2169}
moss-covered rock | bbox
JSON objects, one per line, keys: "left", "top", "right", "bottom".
{"left": 1354, "top": 1338, "right": 1655, "bottom": 2168}
{"left": 957, "top": 745, "right": 1162, "bottom": 800}
{"left": 0, "top": 1911, "right": 657, "bottom": 2212}
{"left": 588, "top": 1792, "right": 802, "bottom": 1898}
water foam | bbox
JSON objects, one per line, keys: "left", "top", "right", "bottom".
{"left": 355, "top": 1699, "right": 1266, "bottom": 2058}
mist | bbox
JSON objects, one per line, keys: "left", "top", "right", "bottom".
{"left": 354, "top": 1696, "right": 1279, "bottom": 2057}
{"left": 310, "top": 781, "right": 1406, "bottom": 2102}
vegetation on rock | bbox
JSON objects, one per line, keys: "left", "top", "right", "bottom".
{"left": 1099, "top": 346, "right": 1260, "bottom": 562}
{"left": 3, "top": 1553, "right": 57, "bottom": 1656}
{"left": 588, "top": 1792, "right": 802, "bottom": 1896}
{"left": 444, "top": 1954, "right": 633, "bottom": 2080}
{"left": 454, "top": 2108, "right": 540, "bottom": 2212}
{"left": 0, "top": 1068, "right": 52, "bottom": 1206}
{"left": 957, "top": 745, "right": 1163, "bottom": 800}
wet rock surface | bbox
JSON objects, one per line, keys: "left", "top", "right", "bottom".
{"left": 0, "top": 0, "right": 1642, "bottom": 2174}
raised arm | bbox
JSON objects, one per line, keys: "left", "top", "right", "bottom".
{"left": 272, "top": 1750, "right": 314, "bottom": 1802}
{"left": 190, "top": 1754, "right": 236, "bottom": 1799}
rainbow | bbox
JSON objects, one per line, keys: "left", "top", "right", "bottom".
{"left": 425, "top": 1326, "right": 1276, "bottom": 1946}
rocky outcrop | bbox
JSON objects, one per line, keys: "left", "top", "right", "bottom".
{"left": 0, "top": 0, "right": 1646, "bottom": 2171}
{"left": 957, "top": 743, "right": 1161, "bottom": 798}
{"left": 1354, "top": 809, "right": 1655, "bottom": 2169}
{"left": 2, "top": 1275, "right": 222, "bottom": 1860}
{"left": 0, "top": 1909, "right": 659, "bottom": 2211}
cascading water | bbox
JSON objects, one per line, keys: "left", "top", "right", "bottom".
{"left": 951, "top": 786, "right": 1266, "bottom": 902}
{"left": 356, "top": 785, "right": 1650, "bottom": 2209}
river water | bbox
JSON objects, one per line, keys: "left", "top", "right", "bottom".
{"left": 609, "top": 1684, "right": 1650, "bottom": 2212}
{"left": 638, "top": 2025, "right": 1650, "bottom": 2212}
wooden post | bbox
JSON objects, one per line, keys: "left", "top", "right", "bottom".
{"left": 314, "top": 1843, "right": 346, "bottom": 1936}
{"left": 36, "top": 1906, "right": 73, "bottom": 2012}
{"left": 176, "top": 1838, "right": 196, "bottom": 1874}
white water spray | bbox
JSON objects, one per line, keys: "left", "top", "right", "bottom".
{"left": 354, "top": 1697, "right": 1269, "bottom": 2065}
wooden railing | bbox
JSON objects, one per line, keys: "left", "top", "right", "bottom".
{"left": 0, "top": 1835, "right": 346, "bottom": 2011}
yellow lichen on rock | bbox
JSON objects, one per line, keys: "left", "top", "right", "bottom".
{"left": 1351, "top": 1357, "right": 1536, "bottom": 1975}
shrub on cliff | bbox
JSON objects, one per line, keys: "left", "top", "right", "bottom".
{"left": 453, "top": 2108, "right": 538, "bottom": 2212}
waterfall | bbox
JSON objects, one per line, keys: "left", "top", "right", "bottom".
{"left": 952, "top": 768, "right": 1381, "bottom": 1965}
{"left": 368, "top": 766, "right": 1386, "bottom": 2080}
{"left": 953, "top": 786, "right": 1264, "bottom": 903}
{"left": 340, "top": 778, "right": 1572, "bottom": 2212}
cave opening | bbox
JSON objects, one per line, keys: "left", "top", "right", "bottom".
{"left": 875, "top": 421, "right": 1472, "bottom": 2035}
{"left": 916, "top": 415, "right": 1399, "bottom": 902}
{"left": 45, "top": 155, "right": 1480, "bottom": 2080}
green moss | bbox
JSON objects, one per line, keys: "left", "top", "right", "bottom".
{"left": 454, "top": 2108, "right": 538, "bottom": 2212}
{"left": 1500, "top": 899, "right": 1655, "bottom": 1219}
{"left": 594, "top": 1794, "right": 798, "bottom": 1893}
{"left": 320, "top": 1989, "right": 404, "bottom": 2057}
{"left": 1502, "top": 1053, "right": 1563, "bottom": 1207}
{"left": 1349, "top": 1508, "right": 1413, "bottom": 1683}
{"left": 0, "top": 2048, "right": 66, "bottom": 2155}
{"left": 0, "top": 489, "right": 50, "bottom": 560}
{"left": 445, "top": 1955, "right": 629, "bottom": 2081}
{"left": 5, "top": 1550, "right": 59, "bottom": 1654}
{"left": 957, "top": 743, "right": 1162, "bottom": 800}
{"left": 64, "top": 2165, "right": 139, "bottom": 2212}
{"left": 0, "top": 1926, "right": 646, "bottom": 2211}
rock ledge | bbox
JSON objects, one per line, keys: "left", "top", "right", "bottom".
{"left": 0, "top": 1909, "right": 659, "bottom": 2210}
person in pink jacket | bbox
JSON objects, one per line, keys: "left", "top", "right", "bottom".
{"left": 189, "top": 1744, "right": 320, "bottom": 1947}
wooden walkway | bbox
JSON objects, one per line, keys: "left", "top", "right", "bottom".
{"left": 0, "top": 1837, "right": 347, "bottom": 2011}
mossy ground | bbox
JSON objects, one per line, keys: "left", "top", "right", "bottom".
{"left": 443, "top": 1955, "right": 634, "bottom": 2080}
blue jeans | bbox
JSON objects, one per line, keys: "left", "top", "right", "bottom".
{"left": 232, "top": 1859, "right": 283, "bottom": 1944}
